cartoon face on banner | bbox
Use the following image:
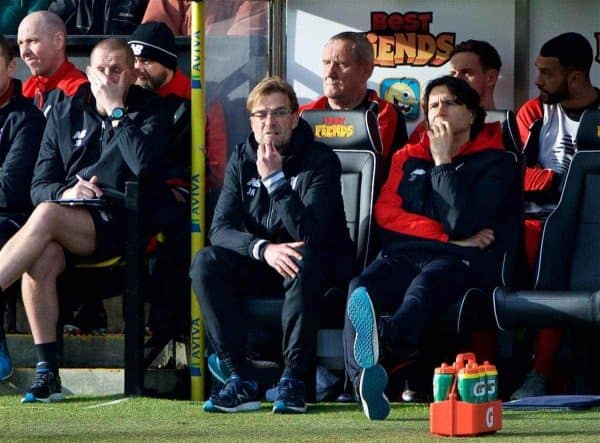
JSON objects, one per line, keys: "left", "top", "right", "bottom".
{"left": 380, "top": 78, "right": 420, "bottom": 121}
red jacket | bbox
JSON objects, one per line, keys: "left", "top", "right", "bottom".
{"left": 375, "top": 122, "right": 508, "bottom": 244}
{"left": 22, "top": 60, "right": 88, "bottom": 115}
{"left": 300, "top": 89, "right": 407, "bottom": 159}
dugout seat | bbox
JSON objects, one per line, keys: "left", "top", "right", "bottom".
{"left": 449, "top": 111, "right": 527, "bottom": 335}
{"left": 493, "top": 110, "right": 600, "bottom": 330}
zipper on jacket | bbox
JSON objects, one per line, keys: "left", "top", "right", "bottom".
{"left": 266, "top": 199, "right": 274, "bottom": 232}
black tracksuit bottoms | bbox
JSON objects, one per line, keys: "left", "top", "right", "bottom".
{"left": 190, "top": 245, "right": 351, "bottom": 379}
{"left": 343, "top": 249, "right": 493, "bottom": 384}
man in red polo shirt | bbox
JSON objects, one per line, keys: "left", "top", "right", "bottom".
{"left": 17, "top": 10, "right": 88, "bottom": 117}
{"left": 300, "top": 31, "right": 407, "bottom": 162}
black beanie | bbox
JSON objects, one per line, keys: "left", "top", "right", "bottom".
{"left": 128, "top": 21, "right": 178, "bottom": 71}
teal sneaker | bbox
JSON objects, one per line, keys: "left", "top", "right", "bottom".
{"left": 347, "top": 287, "right": 379, "bottom": 368}
{"left": 358, "top": 364, "right": 390, "bottom": 420}
{"left": 207, "top": 353, "right": 230, "bottom": 384}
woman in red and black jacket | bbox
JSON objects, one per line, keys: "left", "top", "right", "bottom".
{"left": 343, "top": 76, "right": 518, "bottom": 421}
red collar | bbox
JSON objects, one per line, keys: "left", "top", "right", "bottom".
{"left": 156, "top": 70, "right": 191, "bottom": 100}
{"left": 22, "top": 60, "right": 87, "bottom": 109}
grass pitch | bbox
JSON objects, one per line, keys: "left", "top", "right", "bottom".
{"left": 2, "top": 395, "right": 599, "bottom": 442}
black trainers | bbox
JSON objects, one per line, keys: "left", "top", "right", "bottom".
{"left": 21, "top": 362, "right": 64, "bottom": 403}
{"left": 377, "top": 315, "right": 418, "bottom": 374}
{"left": 272, "top": 377, "right": 307, "bottom": 413}
{"left": 203, "top": 376, "right": 260, "bottom": 413}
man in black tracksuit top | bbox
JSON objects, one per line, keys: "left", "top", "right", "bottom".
{"left": 0, "top": 38, "right": 169, "bottom": 404}
{"left": 0, "top": 36, "right": 46, "bottom": 382}
{"left": 190, "top": 76, "right": 353, "bottom": 414}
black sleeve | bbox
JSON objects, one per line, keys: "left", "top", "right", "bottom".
{"left": 112, "top": 107, "right": 171, "bottom": 179}
{"left": 30, "top": 110, "right": 70, "bottom": 205}
{"left": 270, "top": 150, "right": 344, "bottom": 245}
{"left": 0, "top": 108, "right": 45, "bottom": 210}
{"left": 209, "top": 147, "right": 262, "bottom": 256}
{"left": 430, "top": 153, "right": 514, "bottom": 239}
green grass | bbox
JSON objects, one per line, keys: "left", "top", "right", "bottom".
{"left": 1, "top": 395, "right": 599, "bottom": 442}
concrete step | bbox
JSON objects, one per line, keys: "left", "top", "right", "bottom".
{"left": 6, "top": 334, "right": 188, "bottom": 369}
{"left": 0, "top": 368, "right": 179, "bottom": 396}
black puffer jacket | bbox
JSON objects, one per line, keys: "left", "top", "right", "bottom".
{"left": 210, "top": 118, "right": 353, "bottom": 258}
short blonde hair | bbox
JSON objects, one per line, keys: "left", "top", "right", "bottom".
{"left": 247, "top": 76, "right": 299, "bottom": 112}
{"left": 91, "top": 38, "right": 135, "bottom": 68}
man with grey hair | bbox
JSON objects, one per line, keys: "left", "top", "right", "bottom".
{"left": 301, "top": 31, "right": 407, "bottom": 160}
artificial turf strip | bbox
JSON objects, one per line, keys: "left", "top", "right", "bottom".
{"left": 2, "top": 396, "right": 600, "bottom": 442}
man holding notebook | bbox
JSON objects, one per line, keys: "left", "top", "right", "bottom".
{"left": 0, "top": 38, "right": 169, "bottom": 403}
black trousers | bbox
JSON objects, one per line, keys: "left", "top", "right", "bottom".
{"left": 190, "top": 245, "right": 351, "bottom": 377}
{"left": 0, "top": 214, "right": 25, "bottom": 331}
{"left": 343, "top": 249, "right": 493, "bottom": 384}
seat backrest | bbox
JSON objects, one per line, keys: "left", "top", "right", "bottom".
{"left": 300, "top": 109, "right": 382, "bottom": 271}
{"left": 485, "top": 109, "right": 523, "bottom": 156}
{"left": 483, "top": 111, "right": 528, "bottom": 287}
{"left": 535, "top": 151, "right": 600, "bottom": 291}
{"left": 300, "top": 109, "right": 383, "bottom": 154}
{"left": 334, "top": 149, "right": 377, "bottom": 272}
{"left": 576, "top": 109, "right": 600, "bottom": 150}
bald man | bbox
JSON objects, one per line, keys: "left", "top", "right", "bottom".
{"left": 17, "top": 10, "right": 88, "bottom": 117}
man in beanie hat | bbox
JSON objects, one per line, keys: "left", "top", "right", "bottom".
{"left": 129, "top": 21, "right": 190, "bottom": 98}
{"left": 512, "top": 32, "right": 600, "bottom": 400}
{"left": 128, "top": 21, "right": 192, "bottom": 350}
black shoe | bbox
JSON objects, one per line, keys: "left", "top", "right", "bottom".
{"left": 377, "top": 316, "right": 418, "bottom": 373}
{"left": 21, "top": 362, "right": 64, "bottom": 403}
{"left": 203, "top": 376, "right": 260, "bottom": 413}
{"left": 272, "top": 377, "right": 307, "bottom": 413}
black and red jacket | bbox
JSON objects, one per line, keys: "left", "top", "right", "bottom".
{"left": 516, "top": 93, "right": 600, "bottom": 197}
{"left": 374, "top": 122, "right": 516, "bottom": 273}
{"left": 22, "top": 60, "right": 88, "bottom": 117}
{"left": 155, "top": 69, "right": 191, "bottom": 189}
{"left": 300, "top": 89, "right": 407, "bottom": 160}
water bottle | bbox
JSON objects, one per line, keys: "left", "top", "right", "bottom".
{"left": 481, "top": 361, "right": 498, "bottom": 401}
{"left": 433, "top": 363, "right": 455, "bottom": 402}
{"left": 457, "top": 362, "right": 486, "bottom": 403}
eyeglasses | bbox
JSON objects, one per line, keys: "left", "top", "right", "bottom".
{"left": 249, "top": 107, "right": 292, "bottom": 120}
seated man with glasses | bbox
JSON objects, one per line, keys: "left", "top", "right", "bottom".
{"left": 190, "top": 76, "right": 353, "bottom": 414}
